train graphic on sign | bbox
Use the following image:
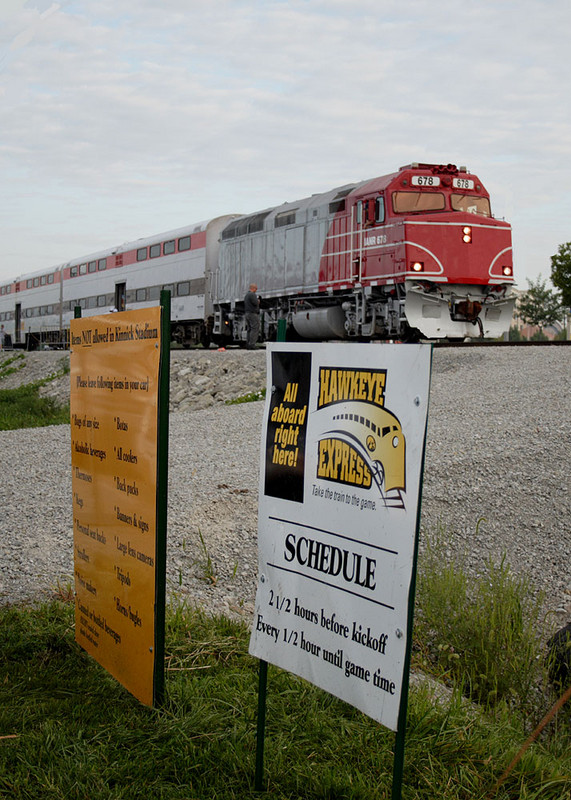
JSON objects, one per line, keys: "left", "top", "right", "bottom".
{"left": 0, "top": 163, "right": 515, "bottom": 349}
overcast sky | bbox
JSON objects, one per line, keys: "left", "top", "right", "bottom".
{"left": 1, "top": 0, "right": 570, "bottom": 288}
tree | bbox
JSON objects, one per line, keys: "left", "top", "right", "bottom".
{"left": 517, "top": 275, "right": 563, "bottom": 331}
{"left": 550, "top": 242, "right": 571, "bottom": 308}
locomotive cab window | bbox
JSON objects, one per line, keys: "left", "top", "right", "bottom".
{"left": 451, "top": 194, "right": 491, "bottom": 217}
{"left": 392, "top": 191, "right": 445, "bottom": 213}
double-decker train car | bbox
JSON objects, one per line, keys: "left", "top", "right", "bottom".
{"left": 0, "top": 216, "right": 237, "bottom": 349}
{"left": 0, "top": 163, "right": 514, "bottom": 349}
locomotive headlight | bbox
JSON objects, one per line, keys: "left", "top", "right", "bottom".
{"left": 411, "top": 261, "right": 424, "bottom": 272}
{"left": 462, "top": 226, "right": 472, "bottom": 244}
{"left": 502, "top": 265, "right": 513, "bottom": 277}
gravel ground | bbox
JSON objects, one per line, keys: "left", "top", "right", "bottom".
{"left": 0, "top": 346, "right": 569, "bottom": 642}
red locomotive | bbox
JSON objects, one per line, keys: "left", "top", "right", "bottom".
{"left": 214, "top": 162, "right": 514, "bottom": 343}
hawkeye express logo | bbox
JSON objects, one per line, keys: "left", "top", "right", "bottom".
{"left": 315, "top": 367, "right": 406, "bottom": 509}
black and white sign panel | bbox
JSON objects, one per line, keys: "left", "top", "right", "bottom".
{"left": 249, "top": 343, "right": 432, "bottom": 731}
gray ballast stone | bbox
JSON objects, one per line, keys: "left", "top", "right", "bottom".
{"left": 0, "top": 346, "right": 569, "bottom": 644}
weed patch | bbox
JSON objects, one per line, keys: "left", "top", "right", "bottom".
{"left": 415, "top": 521, "right": 548, "bottom": 713}
{"left": 0, "top": 359, "right": 70, "bottom": 430}
{"left": 0, "top": 598, "right": 569, "bottom": 799}
{"left": 225, "top": 388, "right": 266, "bottom": 405}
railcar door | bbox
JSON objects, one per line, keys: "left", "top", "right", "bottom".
{"left": 14, "top": 303, "right": 21, "bottom": 344}
{"left": 115, "top": 283, "right": 126, "bottom": 312}
{"left": 352, "top": 201, "right": 365, "bottom": 282}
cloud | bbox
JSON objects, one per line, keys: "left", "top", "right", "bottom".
{"left": 0, "top": 0, "right": 570, "bottom": 282}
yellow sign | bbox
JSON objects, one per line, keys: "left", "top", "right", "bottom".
{"left": 70, "top": 307, "right": 164, "bottom": 706}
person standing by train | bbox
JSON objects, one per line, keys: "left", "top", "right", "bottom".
{"left": 244, "top": 283, "right": 260, "bottom": 349}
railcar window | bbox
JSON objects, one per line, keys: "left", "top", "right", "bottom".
{"left": 150, "top": 244, "right": 161, "bottom": 258}
{"left": 162, "top": 284, "right": 174, "bottom": 295}
{"left": 88, "top": 261, "right": 97, "bottom": 273}
{"left": 392, "top": 191, "right": 446, "bottom": 213}
{"left": 178, "top": 236, "right": 191, "bottom": 251}
{"left": 148, "top": 286, "right": 161, "bottom": 301}
{"left": 136, "top": 288, "right": 147, "bottom": 302}
{"left": 451, "top": 194, "right": 491, "bottom": 217}
{"left": 189, "top": 278, "right": 205, "bottom": 295}
{"left": 79, "top": 264, "right": 87, "bottom": 275}
{"left": 164, "top": 240, "right": 175, "bottom": 255}
{"left": 26, "top": 279, "right": 32, "bottom": 288}
{"left": 177, "top": 281, "right": 190, "bottom": 296}
{"left": 48, "top": 274, "right": 54, "bottom": 284}
{"left": 97, "top": 295, "right": 106, "bottom": 307}
{"left": 33, "top": 277, "right": 39, "bottom": 287}
{"left": 98, "top": 259, "right": 107, "bottom": 270}
{"left": 137, "top": 248, "right": 147, "bottom": 261}
{"left": 70, "top": 267, "right": 78, "bottom": 277}
{"left": 40, "top": 275, "right": 46, "bottom": 286}
{"left": 87, "top": 297, "right": 97, "bottom": 309}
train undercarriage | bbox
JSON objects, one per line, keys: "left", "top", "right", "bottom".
{"left": 212, "top": 280, "right": 515, "bottom": 345}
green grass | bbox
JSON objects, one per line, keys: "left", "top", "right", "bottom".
{"left": 1, "top": 590, "right": 569, "bottom": 800}
{"left": 0, "top": 352, "right": 26, "bottom": 380}
{"left": 225, "top": 388, "right": 266, "bottom": 405}
{"left": 0, "top": 356, "right": 70, "bottom": 430}
{"left": 0, "top": 382, "right": 70, "bottom": 430}
{"left": 414, "top": 521, "right": 549, "bottom": 714}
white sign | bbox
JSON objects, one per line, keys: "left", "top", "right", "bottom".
{"left": 411, "top": 175, "right": 440, "bottom": 186}
{"left": 249, "top": 343, "right": 432, "bottom": 731}
{"left": 452, "top": 177, "right": 475, "bottom": 190}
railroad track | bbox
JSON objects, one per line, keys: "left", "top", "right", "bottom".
{"left": 431, "top": 339, "right": 570, "bottom": 347}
